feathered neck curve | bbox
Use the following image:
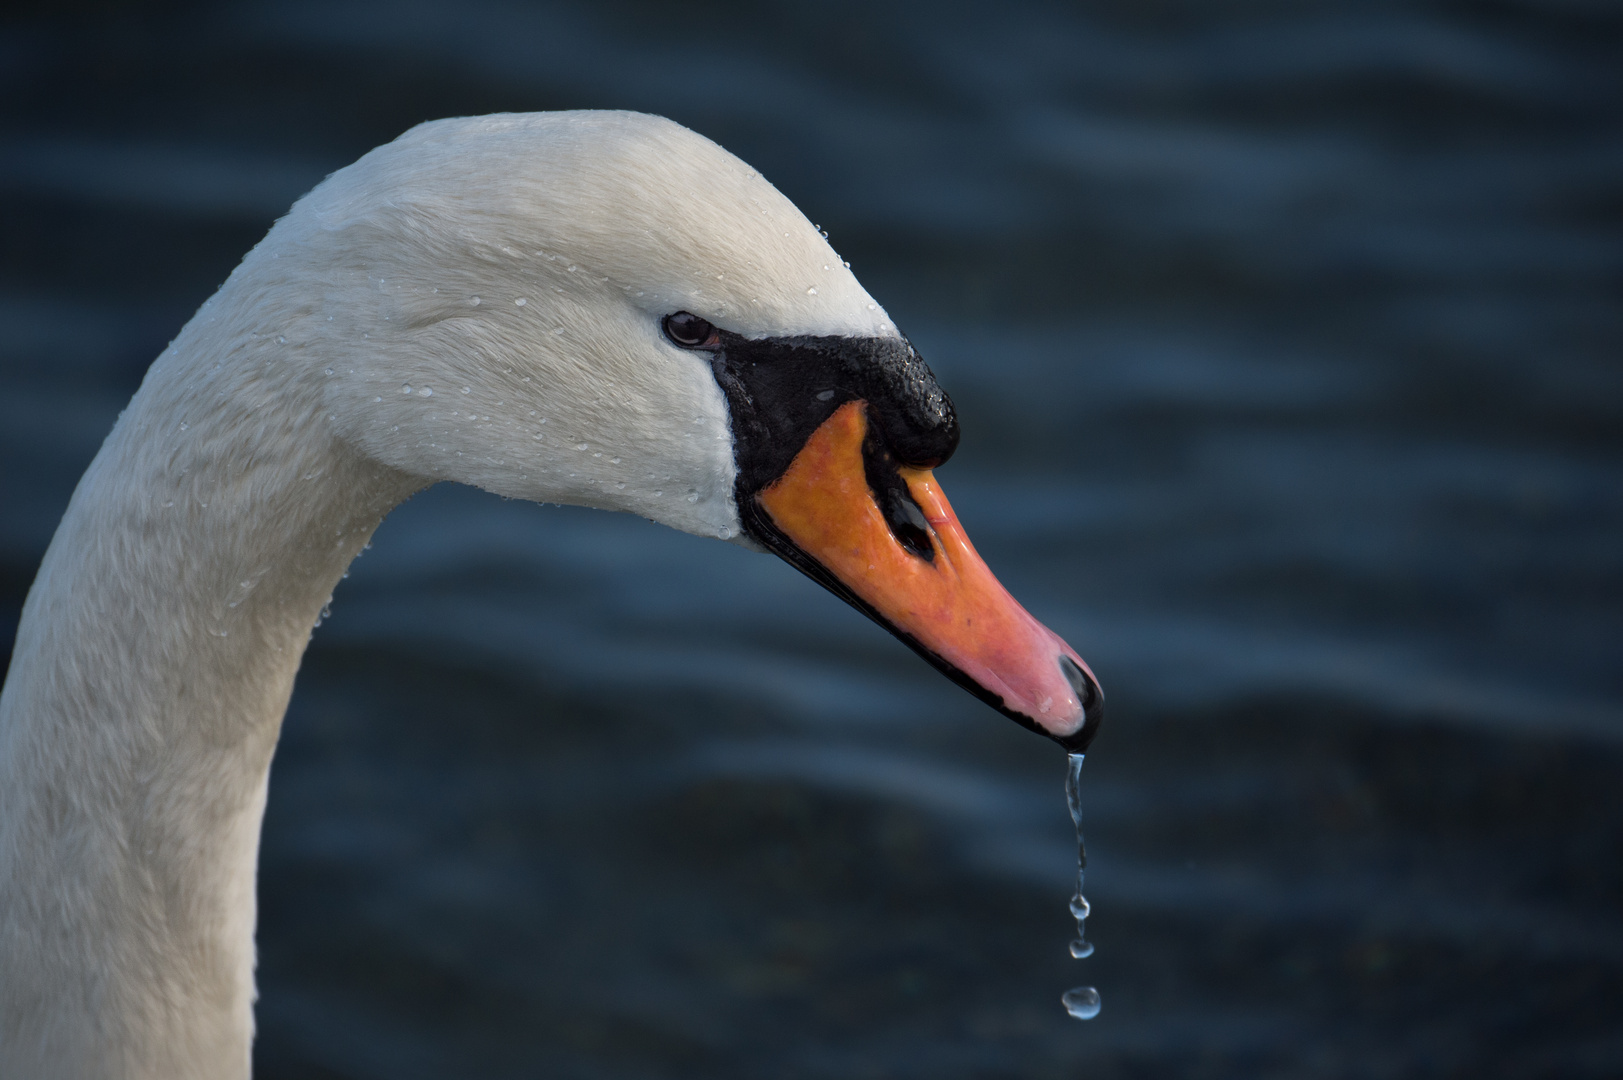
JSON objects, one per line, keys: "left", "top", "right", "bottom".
{"left": 0, "top": 110, "right": 892, "bottom": 1079}
{"left": 0, "top": 271, "right": 420, "bottom": 1078}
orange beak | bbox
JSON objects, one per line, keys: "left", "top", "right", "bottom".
{"left": 756, "top": 400, "right": 1102, "bottom": 747}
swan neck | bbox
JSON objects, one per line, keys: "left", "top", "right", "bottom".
{"left": 0, "top": 299, "right": 419, "bottom": 1078}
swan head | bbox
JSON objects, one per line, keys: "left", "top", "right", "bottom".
{"left": 250, "top": 110, "right": 1100, "bottom": 749}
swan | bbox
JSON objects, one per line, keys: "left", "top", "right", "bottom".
{"left": 0, "top": 110, "right": 1102, "bottom": 1078}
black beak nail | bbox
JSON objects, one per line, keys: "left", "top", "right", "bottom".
{"left": 1058, "top": 655, "right": 1104, "bottom": 752}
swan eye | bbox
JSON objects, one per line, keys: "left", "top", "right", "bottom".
{"left": 663, "top": 312, "right": 717, "bottom": 348}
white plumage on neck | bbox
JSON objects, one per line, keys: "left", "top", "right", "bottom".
{"left": 0, "top": 111, "right": 891, "bottom": 1079}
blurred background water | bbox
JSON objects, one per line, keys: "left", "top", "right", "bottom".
{"left": 3, "top": 1, "right": 1621, "bottom": 1076}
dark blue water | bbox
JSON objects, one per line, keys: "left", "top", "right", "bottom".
{"left": 3, "top": 2, "right": 1620, "bottom": 1076}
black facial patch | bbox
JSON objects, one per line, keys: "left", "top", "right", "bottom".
{"left": 702, "top": 328, "right": 958, "bottom": 506}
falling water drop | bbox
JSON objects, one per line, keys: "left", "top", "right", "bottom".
{"left": 1062, "top": 986, "right": 1101, "bottom": 1021}
{"left": 1063, "top": 752, "right": 1100, "bottom": 1020}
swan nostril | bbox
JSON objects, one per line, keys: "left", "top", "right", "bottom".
{"left": 860, "top": 419, "right": 935, "bottom": 562}
{"left": 878, "top": 483, "right": 934, "bottom": 561}
{"left": 663, "top": 311, "right": 718, "bottom": 349}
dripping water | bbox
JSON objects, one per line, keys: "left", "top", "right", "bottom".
{"left": 1063, "top": 751, "right": 1100, "bottom": 1020}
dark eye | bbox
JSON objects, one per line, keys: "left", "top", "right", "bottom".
{"left": 663, "top": 312, "right": 717, "bottom": 348}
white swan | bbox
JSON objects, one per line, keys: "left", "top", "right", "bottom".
{"left": 0, "top": 111, "right": 1102, "bottom": 1078}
